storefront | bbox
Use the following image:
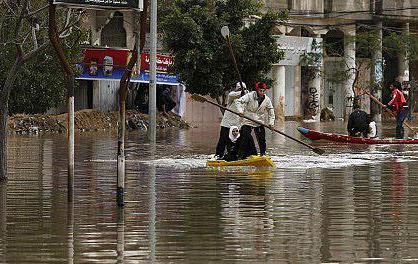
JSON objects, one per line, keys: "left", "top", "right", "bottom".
{"left": 74, "top": 47, "right": 185, "bottom": 116}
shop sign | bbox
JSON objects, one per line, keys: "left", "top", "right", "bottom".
{"left": 53, "top": 0, "right": 143, "bottom": 11}
{"left": 76, "top": 47, "right": 178, "bottom": 85}
{"left": 140, "top": 53, "right": 174, "bottom": 73}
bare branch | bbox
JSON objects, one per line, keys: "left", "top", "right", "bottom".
{"left": 59, "top": 10, "right": 85, "bottom": 38}
{"left": 2, "top": 1, "right": 18, "bottom": 15}
{"left": 25, "top": 4, "right": 48, "bottom": 18}
{"left": 59, "top": 8, "right": 73, "bottom": 38}
{"left": 31, "top": 28, "right": 38, "bottom": 48}
{"left": 65, "top": 8, "right": 72, "bottom": 27}
{"left": 21, "top": 7, "right": 84, "bottom": 63}
{"left": 13, "top": 0, "right": 31, "bottom": 57}
{"left": 21, "top": 30, "right": 32, "bottom": 46}
{"left": 21, "top": 42, "right": 48, "bottom": 62}
{"left": 4, "top": 6, "right": 84, "bottom": 54}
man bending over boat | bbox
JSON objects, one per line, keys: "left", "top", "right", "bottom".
{"left": 236, "top": 82, "right": 275, "bottom": 158}
{"left": 347, "top": 103, "right": 373, "bottom": 138}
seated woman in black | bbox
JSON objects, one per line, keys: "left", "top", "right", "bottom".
{"left": 222, "top": 126, "right": 241, "bottom": 161}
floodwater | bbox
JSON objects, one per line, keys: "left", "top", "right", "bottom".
{"left": 2, "top": 121, "right": 418, "bottom": 263}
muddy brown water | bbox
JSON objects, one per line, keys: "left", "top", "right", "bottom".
{"left": 2, "top": 121, "right": 418, "bottom": 263}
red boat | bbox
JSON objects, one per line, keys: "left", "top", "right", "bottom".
{"left": 297, "top": 127, "right": 418, "bottom": 144}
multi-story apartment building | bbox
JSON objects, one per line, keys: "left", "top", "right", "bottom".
{"left": 264, "top": 0, "right": 417, "bottom": 121}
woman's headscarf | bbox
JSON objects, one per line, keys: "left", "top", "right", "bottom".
{"left": 229, "top": 126, "right": 240, "bottom": 143}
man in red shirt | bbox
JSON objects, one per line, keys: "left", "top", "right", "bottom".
{"left": 385, "top": 81, "right": 408, "bottom": 139}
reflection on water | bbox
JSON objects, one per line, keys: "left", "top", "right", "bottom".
{"left": 68, "top": 198, "right": 74, "bottom": 264}
{"left": 148, "top": 146, "right": 157, "bottom": 264}
{"left": 0, "top": 183, "right": 5, "bottom": 264}
{"left": 3, "top": 122, "right": 418, "bottom": 263}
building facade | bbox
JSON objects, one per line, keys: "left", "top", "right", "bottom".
{"left": 264, "top": 0, "right": 418, "bottom": 121}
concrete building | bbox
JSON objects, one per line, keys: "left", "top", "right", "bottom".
{"left": 264, "top": 0, "right": 418, "bottom": 121}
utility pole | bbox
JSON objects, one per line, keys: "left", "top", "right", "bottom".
{"left": 148, "top": 0, "right": 157, "bottom": 142}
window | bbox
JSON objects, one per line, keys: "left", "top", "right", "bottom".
{"left": 101, "top": 12, "right": 127, "bottom": 48}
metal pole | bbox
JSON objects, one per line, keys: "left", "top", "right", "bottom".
{"left": 68, "top": 78, "right": 75, "bottom": 201}
{"left": 148, "top": 0, "right": 157, "bottom": 142}
{"left": 117, "top": 100, "right": 126, "bottom": 207}
{"left": 137, "top": 13, "right": 141, "bottom": 78}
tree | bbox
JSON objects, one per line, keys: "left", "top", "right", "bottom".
{"left": 8, "top": 36, "right": 85, "bottom": 114}
{"left": 0, "top": 0, "right": 84, "bottom": 180}
{"left": 7, "top": 51, "right": 67, "bottom": 114}
{"left": 160, "top": 0, "right": 286, "bottom": 105}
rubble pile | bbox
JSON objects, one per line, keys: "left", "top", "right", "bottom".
{"left": 7, "top": 109, "right": 189, "bottom": 134}
{"left": 8, "top": 114, "right": 66, "bottom": 134}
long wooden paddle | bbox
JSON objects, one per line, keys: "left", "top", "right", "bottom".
{"left": 362, "top": 89, "right": 416, "bottom": 134}
{"left": 221, "top": 26, "right": 245, "bottom": 95}
{"left": 191, "top": 94, "right": 325, "bottom": 155}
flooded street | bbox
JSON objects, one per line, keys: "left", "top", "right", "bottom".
{"left": 2, "top": 121, "right": 418, "bottom": 263}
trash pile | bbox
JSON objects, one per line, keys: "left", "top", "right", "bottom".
{"left": 7, "top": 109, "right": 189, "bottom": 135}
{"left": 8, "top": 114, "right": 67, "bottom": 134}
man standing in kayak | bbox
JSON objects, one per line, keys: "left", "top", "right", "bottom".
{"left": 215, "top": 82, "right": 247, "bottom": 160}
{"left": 385, "top": 81, "right": 408, "bottom": 139}
{"left": 236, "top": 82, "right": 275, "bottom": 158}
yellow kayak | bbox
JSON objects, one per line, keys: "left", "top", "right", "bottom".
{"left": 207, "top": 155, "right": 276, "bottom": 168}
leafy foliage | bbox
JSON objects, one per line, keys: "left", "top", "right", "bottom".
{"left": 8, "top": 35, "right": 86, "bottom": 114}
{"left": 1, "top": 0, "right": 87, "bottom": 114}
{"left": 9, "top": 51, "right": 66, "bottom": 114}
{"left": 300, "top": 39, "right": 323, "bottom": 80}
{"left": 160, "top": 0, "right": 286, "bottom": 99}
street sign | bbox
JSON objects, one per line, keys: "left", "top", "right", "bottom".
{"left": 53, "top": 0, "right": 143, "bottom": 11}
